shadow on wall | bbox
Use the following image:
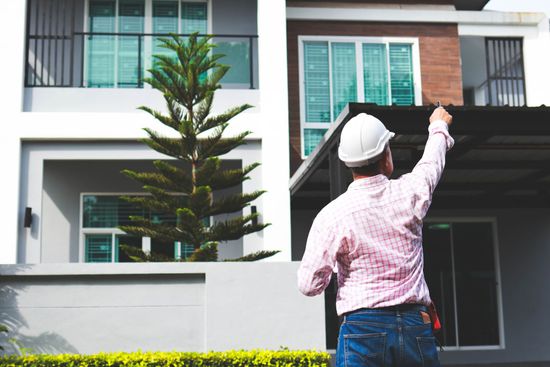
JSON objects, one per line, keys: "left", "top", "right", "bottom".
{"left": 0, "top": 269, "right": 78, "bottom": 355}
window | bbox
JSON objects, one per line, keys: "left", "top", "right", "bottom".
{"left": 423, "top": 220, "right": 503, "bottom": 348}
{"left": 299, "top": 36, "right": 421, "bottom": 156}
{"left": 485, "top": 38, "right": 526, "bottom": 107}
{"left": 80, "top": 194, "right": 209, "bottom": 262}
{"left": 86, "top": 0, "right": 208, "bottom": 88}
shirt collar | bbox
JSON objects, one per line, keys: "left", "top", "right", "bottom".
{"left": 348, "top": 174, "right": 389, "bottom": 190}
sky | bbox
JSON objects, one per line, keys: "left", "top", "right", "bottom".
{"left": 484, "top": 0, "right": 550, "bottom": 17}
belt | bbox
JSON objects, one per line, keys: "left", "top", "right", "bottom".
{"left": 344, "top": 303, "right": 427, "bottom": 316}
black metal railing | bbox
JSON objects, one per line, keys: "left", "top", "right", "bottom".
{"left": 26, "top": 31, "right": 259, "bottom": 89}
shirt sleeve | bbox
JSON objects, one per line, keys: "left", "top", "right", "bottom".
{"left": 297, "top": 214, "right": 341, "bottom": 296}
{"left": 400, "top": 120, "right": 454, "bottom": 219}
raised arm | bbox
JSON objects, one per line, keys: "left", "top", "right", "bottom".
{"left": 401, "top": 107, "right": 454, "bottom": 219}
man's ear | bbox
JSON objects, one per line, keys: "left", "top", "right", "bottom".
{"left": 380, "top": 146, "right": 393, "bottom": 177}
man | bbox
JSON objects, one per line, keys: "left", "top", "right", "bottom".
{"left": 298, "top": 107, "right": 454, "bottom": 367}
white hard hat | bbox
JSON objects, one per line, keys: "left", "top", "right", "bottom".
{"left": 338, "top": 113, "right": 395, "bottom": 167}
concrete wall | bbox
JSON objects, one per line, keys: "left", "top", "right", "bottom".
{"left": 0, "top": 262, "right": 325, "bottom": 355}
{"left": 24, "top": 88, "right": 260, "bottom": 114}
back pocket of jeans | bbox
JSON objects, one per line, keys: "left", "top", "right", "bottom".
{"left": 344, "top": 332, "right": 386, "bottom": 367}
{"left": 416, "top": 336, "right": 439, "bottom": 367}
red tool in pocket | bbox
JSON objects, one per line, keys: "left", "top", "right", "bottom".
{"left": 428, "top": 302, "right": 442, "bottom": 333}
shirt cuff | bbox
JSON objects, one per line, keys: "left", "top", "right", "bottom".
{"left": 428, "top": 120, "right": 455, "bottom": 150}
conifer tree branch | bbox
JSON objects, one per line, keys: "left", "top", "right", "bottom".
{"left": 208, "top": 191, "right": 266, "bottom": 217}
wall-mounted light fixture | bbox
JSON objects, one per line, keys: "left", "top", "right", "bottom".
{"left": 24, "top": 207, "right": 33, "bottom": 228}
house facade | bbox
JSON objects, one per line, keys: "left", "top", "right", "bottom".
{"left": 2, "top": 0, "right": 292, "bottom": 264}
{"left": 2, "top": 0, "right": 550, "bottom": 365}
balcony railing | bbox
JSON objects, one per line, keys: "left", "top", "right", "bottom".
{"left": 25, "top": 32, "right": 259, "bottom": 89}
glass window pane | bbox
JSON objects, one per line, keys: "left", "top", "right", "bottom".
{"left": 423, "top": 223, "right": 457, "bottom": 347}
{"left": 181, "top": 2, "right": 207, "bottom": 34}
{"left": 303, "top": 41, "right": 330, "bottom": 123}
{"left": 85, "top": 234, "right": 113, "bottom": 262}
{"left": 362, "top": 43, "right": 389, "bottom": 106}
{"left": 303, "top": 128, "right": 327, "bottom": 156}
{"left": 152, "top": 1, "right": 178, "bottom": 66}
{"left": 331, "top": 42, "right": 357, "bottom": 120}
{"left": 181, "top": 243, "right": 194, "bottom": 259}
{"left": 83, "top": 195, "right": 144, "bottom": 228}
{"left": 153, "top": 1, "right": 178, "bottom": 33}
{"left": 118, "top": 0, "right": 144, "bottom": 88}
{"left": 88, "top": 0, "right": 116, "bottom": 87}
{"left": 116, "top": 234, "right": 142, "bottom": 262}
{"left": 152, "top": 239, "right": 177, "bottom": 259}
{"left": 389, "top": 44, "right": 414, "bottom": 105}
{"left": 83, "top": 195, "right": 118, "bottom": 228}
{"left": 453, "top": 222, "right": 500, "bottom": 346}
{"left": 215, "top": 39, "right": 250, "bottom": 85}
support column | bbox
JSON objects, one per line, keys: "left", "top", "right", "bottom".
{"left": 257, "top": 0, "right": 291, "bottom": 260}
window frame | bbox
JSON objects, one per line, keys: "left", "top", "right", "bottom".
{"left": 79, "top": 192, "right": 211, "bottom": 263}
{"left": 83, "top": 0, "right": 211, "bottom": 88}
{"left": 297, "top": 35, "right": 423, "bottom": 158}
{"left": 424, "top": 217, "right": 505, "bottom": 351}
{"left": 80, "top": 192, "right": 145, "bottom": 263}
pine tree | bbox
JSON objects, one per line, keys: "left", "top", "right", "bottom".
{"left": 119, "top": 34, "right": 277, "bottom": 262}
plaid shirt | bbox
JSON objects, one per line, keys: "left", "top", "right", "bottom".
{"left": 297, "top": 120, "right": 454, "bottom": 316}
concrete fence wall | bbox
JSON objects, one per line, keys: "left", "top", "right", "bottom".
{"left": 0, "top": 262, "right": 325, "bottom": 355}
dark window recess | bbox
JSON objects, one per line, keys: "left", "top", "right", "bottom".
{"left": 423, "top": 222, "right": 500, "bottom": 347}
{"left": 325, "top": 274, "right": 339, "bottom": 350}
{"left": 151, "top": 239, "right": 176, "bottom": 259}
{"left": 423, "top": 223, "right": 457, "bottom": 347}
{"left": 453, "top": 222, "right": 499, "bottom": 346}
{"left": 116, "top": 235, "right": 142, "bottom": 262}
{"left": 485, "top": 38, "right": 526, "bottom": 107}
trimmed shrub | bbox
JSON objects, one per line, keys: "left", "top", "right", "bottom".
{"left": 0, "top": 350, "right": 331, "bottom": 367}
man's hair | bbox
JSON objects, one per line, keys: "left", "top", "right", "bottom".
{"left": 350, "top": 161, "right": 382, "bottom": 176}
{"left": 349, "top": 144, "right": 389, "bottom": 176}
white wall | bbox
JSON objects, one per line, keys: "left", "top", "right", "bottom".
{"left": 0, "top": 0, "right": 26, "bottom": 265}
{"left": 0, "top": 262, "right": 325, "bottom": 354}
{"left": 458, "top": 18, "right": 550, "bottom": 107}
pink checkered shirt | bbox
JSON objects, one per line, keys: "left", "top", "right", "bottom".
{"left": 297, "top": 120, "right": 454, "bottom": 316}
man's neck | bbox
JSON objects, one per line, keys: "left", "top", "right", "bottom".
{"left": 352, "top": 173, "right": 384, "bottom": 181}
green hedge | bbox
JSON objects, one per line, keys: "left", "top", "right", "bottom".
{"left": 0, "top": 350, "right": 331, "bottom": 367}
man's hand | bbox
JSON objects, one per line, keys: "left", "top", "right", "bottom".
{"left": 430, "top": 107, "right": 452, "bottom": 126}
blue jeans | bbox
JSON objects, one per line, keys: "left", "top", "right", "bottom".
{"left": 336, "top": 305, "right": 440, "bottom": 367}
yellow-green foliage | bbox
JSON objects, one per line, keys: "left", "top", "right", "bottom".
{"left": 0, "top": 350, "right": 331, "bottom": 367}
